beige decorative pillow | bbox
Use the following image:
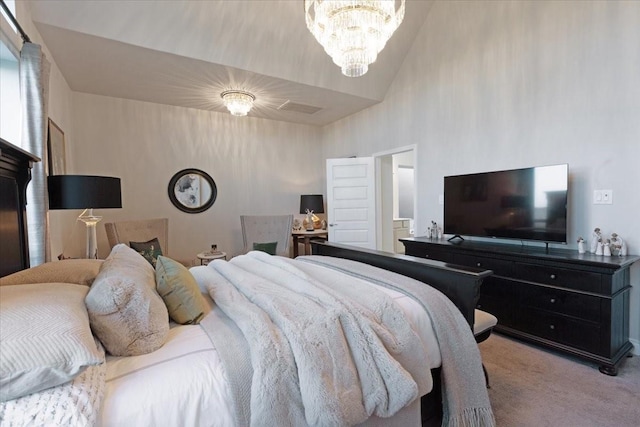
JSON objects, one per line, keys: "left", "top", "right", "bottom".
{"left": 0, "top": 259, "right": 103, "bottom": 287}
{"left": 85, "top": 244, "right": 169, "bottom": 356}
{"left": 0, "top": 283, "right": 104, "bottom": 402}
{"left": 155, "top": 256, "right": 208, "bottom": 325}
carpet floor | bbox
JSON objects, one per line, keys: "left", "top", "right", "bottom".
{"left": 479, "top": 333, "right": 640, "bottom": 426}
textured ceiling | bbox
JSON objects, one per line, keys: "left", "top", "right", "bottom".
{"left": 28, "top": 0, "right": 433, "bottom": 126}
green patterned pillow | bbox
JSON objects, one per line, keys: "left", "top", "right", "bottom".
{"left": 130, "top": 238, "right": 163, "bottom": 267}
{"left": 155, "top": 256, "right": 208, "bottom": 325}
{"left": 252, "top": 241, "right": 278, "bottom": 255}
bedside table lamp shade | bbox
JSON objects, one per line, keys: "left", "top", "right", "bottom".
{"left": 48, "top": 175, "right": 122, "bottom": 259}
{"left": 299, "top": 194, "right": 324, "bottom": 231}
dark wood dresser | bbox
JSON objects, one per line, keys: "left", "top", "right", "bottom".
{"left": 401, "top": 236, "right": 640, "bottom": 375}
{"left": 0, "top": 138, "right": 39, "bottom": 277}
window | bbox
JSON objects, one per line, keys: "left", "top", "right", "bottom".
{"left": 0, "top": 0, "right": 21, "bottom": 144}
{"left": 0, "top": 0, "right": 16, "bottom": 29}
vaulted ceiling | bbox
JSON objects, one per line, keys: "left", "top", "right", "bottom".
{"left": 28, "top": 0, "right": 434, "bottom": 126}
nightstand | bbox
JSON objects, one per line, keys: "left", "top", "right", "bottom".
{"left": 197, "top": 251, "right": 227, "bottom": 265}
{"left": 291, "top": 229, "right": 328, "bottom": 257}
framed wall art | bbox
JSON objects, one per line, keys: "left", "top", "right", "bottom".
{"left": 168, "top": 168, "right": 217, "bottom": 214}
{"left": 47, "top": 119, "right": 66, "bottom": 175}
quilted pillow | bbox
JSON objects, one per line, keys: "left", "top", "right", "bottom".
{"left": 0, "top": 259, "right": 103, "bottom": 287}
{"left": 85, "top": 244, "right": 169, "bottom": 356}
{"left": 0, "top": 283, "right": 104, "bottom": 402}
{"left": 155, "top": 256, "right": 208, "bottom": 325}
{"left": 129, "top": 237, "right": 163, "bottom": 267}
{"left": 252, "top": 241, "right": 278, "bottom": 255}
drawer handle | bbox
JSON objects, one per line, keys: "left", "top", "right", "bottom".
{"left": 476, "top": 262, "right": 482, "bottom": 267}
{"left": 550, "top": 298, "right": 556, "bottom": 304}
{"left": 549, "top": 325, "right": 555, "bottom": 330}
{"left": 550, "top": 274, "right": 557, "bottom": 280}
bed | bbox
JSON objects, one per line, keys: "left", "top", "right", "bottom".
{"left": 0, "top": 241, "right": 494, "bottom": 427}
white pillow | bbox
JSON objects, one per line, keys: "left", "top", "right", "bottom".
{"left": 86, "top": 244, "right": 169, "bottom": 356}
{"left": 0, "top": 283, "right": 104, "bottom": 402}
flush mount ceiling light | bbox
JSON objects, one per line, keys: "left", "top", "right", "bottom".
{"left": 220, "top": 90, "right": 255, "bottom": 116}
{"left": 304, "top": 0, "right": 405, "bottom": 78}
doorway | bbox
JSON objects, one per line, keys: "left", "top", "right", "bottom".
{"left": 374, "top": 145, "right": 416, "bottom": 253}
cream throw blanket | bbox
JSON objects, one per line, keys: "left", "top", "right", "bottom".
{"left": 299, "top": 255, "right": 495, "bottom": 427}
{"left": 200, "top": 252, "right": 494, "bottom": 427}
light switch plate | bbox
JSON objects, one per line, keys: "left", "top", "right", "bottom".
{"left": 593, "top": 189, "right": 613, "bottom": 204}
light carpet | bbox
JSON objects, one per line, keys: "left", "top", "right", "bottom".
{"left": 479, "top": 333, "right": 640, "bottom": 427}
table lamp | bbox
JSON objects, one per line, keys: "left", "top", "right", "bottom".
{"left": 48, "top": 175, "right": 122, "bottom": 259}
{"left": 299, "top": 194, "right": 324, "bottom": 231}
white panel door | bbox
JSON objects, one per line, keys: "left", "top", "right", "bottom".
{"left": 326, "top": 157, "right": 376, "bottom": 249}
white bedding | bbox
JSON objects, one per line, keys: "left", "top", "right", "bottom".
{"left": 98, "top": 278, "right": 441, "bottom": 426}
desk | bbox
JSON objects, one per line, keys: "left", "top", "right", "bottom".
{"left": 292, "top": 230, "right": 328, "bottom": 257}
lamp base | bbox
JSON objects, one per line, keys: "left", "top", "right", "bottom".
{"left": 303, "top": 213, "right": 321, "bottom": 231}
{"left": 77, "top": 208, "right": 102, "bottom": 259}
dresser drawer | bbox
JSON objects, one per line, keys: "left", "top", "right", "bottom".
{"left": 456, "top": 254, "right": 512, "bottom": 276}
{"left": 519, "top": 308, "right": 601, "bottom": 354}
{"left": 513, "top": 263, "right": 602, "bottom": 293}
{"left": 404, "top": 245, "right": 454, "bottom": 263}
{"left": 519, "top": 285, "right": 601, "bottom": 322}
{"left": 480, "top": 277, "right": 517, "bottom": 298}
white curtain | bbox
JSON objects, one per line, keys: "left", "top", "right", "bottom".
{"left": 20, "top": 42, "right": 51, "bottom": 265}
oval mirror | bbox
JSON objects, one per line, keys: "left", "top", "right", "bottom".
{"left": 168, "top": 168, "right": 217, "bottom": 214}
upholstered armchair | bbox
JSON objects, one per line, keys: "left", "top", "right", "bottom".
{"left": 240, "top": 215, "right": 293, "bottom": 257}
{"left": 104, "top": 218, "right": 170, "bottom": 263}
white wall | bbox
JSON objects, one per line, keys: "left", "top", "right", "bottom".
{"left": 321, "top": 1, "right": 640, "bottom": 352}
{"left": 67, "top": 94, "right": 323, "bottom": 263}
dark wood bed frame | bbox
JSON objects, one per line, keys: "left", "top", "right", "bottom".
{"left": 0, "top": 138, "right": 39, "bottom": 278}
{"left": 310, "top": 241, "right": 492, "bottom": 327}
{"left": 310, "top": 241, "right": 493, "bottom": 426}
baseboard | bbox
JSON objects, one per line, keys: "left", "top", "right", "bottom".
{"left": 630, "top": 338, "right": 640, "bottom": 355}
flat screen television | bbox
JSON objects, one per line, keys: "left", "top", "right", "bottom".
{"left": 444, "top": 164, "right": 568, "bottom": 244}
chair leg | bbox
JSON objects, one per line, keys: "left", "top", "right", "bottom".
{"left": 482, "top": 363, "right": 490, "bottom": 388}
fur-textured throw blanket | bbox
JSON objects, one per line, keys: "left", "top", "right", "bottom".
{"left": 199, "top": 252, "right": 494, "bottom": 427}
{"left": 299, "top": 255, "right": 495, "bottom": 427}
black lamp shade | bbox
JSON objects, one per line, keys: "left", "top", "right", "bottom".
{"left": 48, "top": 175, "right": 122, "bottom": 210}
{"left": 299, "top": 194, "right": 324, "bottom": 214}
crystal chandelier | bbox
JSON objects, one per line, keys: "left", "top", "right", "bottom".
{"left": 304, "top": 0, "right": 405, "bottom": 78}
{"left": 220, "top": 90, "right": 255, "bottom": 116}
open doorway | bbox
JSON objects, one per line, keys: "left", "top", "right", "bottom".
{"left": 374, "top": 145, "right": 416, "bottom": 253}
